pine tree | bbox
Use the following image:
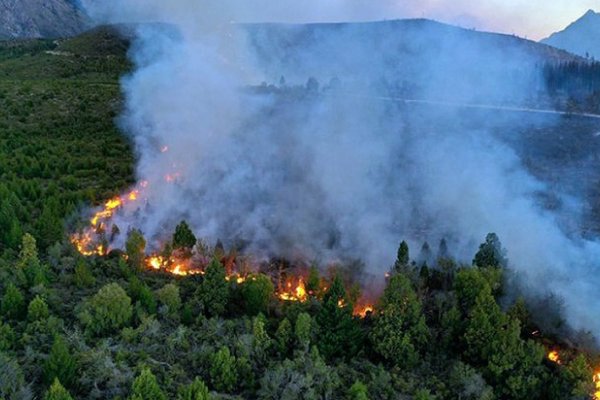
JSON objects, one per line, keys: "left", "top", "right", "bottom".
{"left": 177, "top": 377, "right": 211, "bottom": 400}
{"left": 473, "top": 233, "right": 508, "bottom": 268}
{"left": 241, "top": 274, "right": 274, "bottom": 316}
{"left": 305, "top": 265, "right": 320, "bottom": 295}
{"left": 274, "top": 318, "right": 292, "bottom": 355}
{"left": 43, "top": 335, "right": 77, "bottom": 388}
{"left": 1, "top": 283, "right": 25, "bottom": 319}
{"left": 172, "top": 221, "right": 196, "bottom": 252}
{"left": 418, "top": 241, "right": 433, "bottom": 266}
{"left": 44, "top": 379, "right": 73, "bottom": 400}
{"left": 370, "top": 273, "right": 429, "bottom": 368}
{"left": 0, "top": 321, "right": 15, "bottom": 351}
{"left": 18, "top": 233, "right": 39, "bottom": 270}
{"left": 0, "top": 193, "right": 23, "bottom": 250}
{"left": 315, "top": 275, "right": 363, "bottom": 361}
{"left": 129, "top": 277, "right": 157, "bottom": 315}
{"left": 295, "top": 312, "right": 312, "bottom": 351}
{"left": 18, "top": 233, "right": 47, "bottom": 286}
{"left": 36, "top": 198, "right": 63, "bottom": 251}
{"left": 73, "top": 259, "right": 95, "bottom": 288}
{"left": 463, "top": 290, "right": 506, "bottom": 365}
{"left": 438, "top": 238, "right": 449, "bottom": 259}
{"left": 210, "top": 347, "right": 237, "bottom": 393}
{"left": 348, "top": 381, "right": 369, "bottom": 400}
{"left": 128, "top": 368, "right": 166, "bottom": 400}
{"left": 394, "top": 240, "right": 410, "bottom": 272}
{"left": 196, "top": 258, "right": 229, "bottom": 317}
{"left": 156, "top": 283, "right": 181, "bottom": 319}
{"left": 125, "top": 229, "right": 146, "bottom": 269}
{"left": 252, "top": 315, "right": 272, "bottom": 366}
{"left": 27, "top": 295, "right": 49, "bottom": 321}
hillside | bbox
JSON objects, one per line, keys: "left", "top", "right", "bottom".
{"left": 542, "top": 10, "right": 600, "bottom": 60}
{"left": 0, "top": 0, "right": 90, "bottom": 39}
{"left": 0, "top": 23, "right": 599, "bottom": 400}
{"left": 0, "top": 25, "right": 133, "bottom": 252}
{"left": 246, "top": 19, "right": 582, "bottom": 104}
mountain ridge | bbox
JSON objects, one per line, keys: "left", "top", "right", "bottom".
{"left": 541, "top": 9, "right": 600, "bottom": 60}
{"left": 0, "top": 0, "right": 90, "bottom": 39}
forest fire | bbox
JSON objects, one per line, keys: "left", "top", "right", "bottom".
{"left": 547, "top": 350, "right": 600, "bottom": 399}
{"left": 354, "top": 304, "right": 374, "bottom": 318}
{"left": 547, "top": 350, "right": 561, "bottom": 364}
{"left": 70, "top": 180, "right": 375, "bottom": 318}
{"left": 70, "top": 183, "right": 148, "bottom": 256}
{"left": 278, "top": 278, "right": 307, "bottom": 302}
{"left": 144, "top": 254, "right": 204, "bottom": 277}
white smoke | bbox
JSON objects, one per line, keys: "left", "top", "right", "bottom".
{"left": 81, "top": 0, "right": 600, "bottom": 338}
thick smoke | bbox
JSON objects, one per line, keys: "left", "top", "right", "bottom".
{"left": 82, "top": 1, "right": 600, "bottom": 338}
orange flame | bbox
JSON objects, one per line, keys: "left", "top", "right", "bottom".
{"left": 279, "top": 278, "right": 308, "bottom": 302}
{"left": 72, "top": 189, "right": 378, "bottom": 314}
{"left": 548, "top": 350, "right": 561, "bottom": 364}
{"left": 170, "top": 264, "right": 187, "bottom": 276}
{"left": 128, "top": 191, "right": 139, "bottom": 201}
{"left": 594, "top": 372, "right": 600, "bottom": 400}
{"left": 70, "top": 182, "right": 153, "bottom": 257}
{"left": 354, "top": 305, "right": 374, "bottom": 318}
{"left": 147, "top": 256, "right": 165, "bottom": 270}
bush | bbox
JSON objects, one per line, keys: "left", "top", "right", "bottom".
{"left": 73, "top": 259, "right": 95, "bottom": 288}
{"left": 241, "top": 274, "right": 274, "bottom": 316}
{"left": 156, "top": 283, "right": 181, "bottom": 319}
{"left": 79, "top": 282, "right": 132, "bottom": 335}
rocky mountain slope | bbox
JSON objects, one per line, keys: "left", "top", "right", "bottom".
{"left": 541, "top": 9, "right": 600, "bottom": 60}
{"left": 0, "top": 0, "right": 89, "bottom": 39}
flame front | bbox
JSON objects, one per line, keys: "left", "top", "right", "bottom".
{"left": 147, "top": 256, "right": 164, "bottom": 270}
{"left": 354, "top": 304, "right": 374, "bottom": 318}
{"left": 70, "top": 183, "right": 374, "bottom": 318}
{"left": 279, "top": 278, "right": 308, "bottom": 302}
{"left": 548, "top": 350, "right": 600, "bottom": 399}
{"left": 548, "top": 350, "right": 561, "bottom": 364}
{"left": 71, "top": 186, "right": 146, "bottom": 256}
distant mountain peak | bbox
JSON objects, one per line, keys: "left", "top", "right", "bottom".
{"left": 0, "top": 0, "right": 90, "bottom": 39}
{"left": 541, "top": 9, "right": 600, "bottom": 60}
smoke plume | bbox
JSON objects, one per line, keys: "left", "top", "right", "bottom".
{"left": 81, "top": 1, "right": 600, "bottom": 339}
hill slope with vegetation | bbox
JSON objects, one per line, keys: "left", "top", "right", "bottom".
{"left": 0, "top": 25, "right": 598, "bottom": 400}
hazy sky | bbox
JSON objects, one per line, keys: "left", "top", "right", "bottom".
{"left": 86, "top": 0, "right": 598, "bottom": 41}
{"left": 224, "top": 0, "right": 599, "bottom": 40}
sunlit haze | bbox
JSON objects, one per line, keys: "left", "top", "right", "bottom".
{"left": 222, "top": 0, "right": 598, "bottom": 40}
